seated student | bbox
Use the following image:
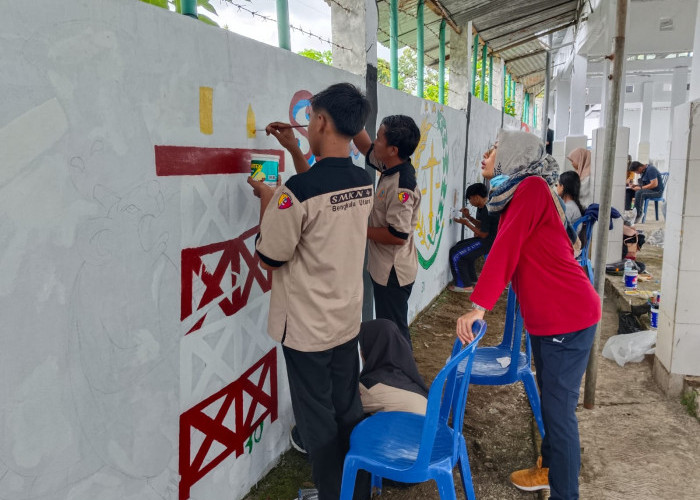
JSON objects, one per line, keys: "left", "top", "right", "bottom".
{"left": 358, "top": 319, "right": 428, "bottom": 416}
{"left": 448, "top": 182, "right": 500, "bottom": 293}
{"left": 628, "top": 161, "right": 663, "bottom": 224}
{"left": 567, "top": 147, "right": 592, "bottom": 206}
{"left": 291, "top": 319, "right": 428, "bottom": 455}
{"left": 625, "top": 158, "right": 636, "bottom": 211}
{"left": 556, "top": 171, "right": 585, "bottom": 223}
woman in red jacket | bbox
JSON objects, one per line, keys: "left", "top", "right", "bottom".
{"left": 456, "top": 130, "right": 600, "bottom": 500}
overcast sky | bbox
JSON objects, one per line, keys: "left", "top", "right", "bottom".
{"left": 211, "top": 0, "right": 392, "bottom": 58}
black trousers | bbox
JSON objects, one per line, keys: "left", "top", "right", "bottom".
{"left": 283, "top": 336, "right": 370, "bottom": 500}
{"left": 371, "top": 267, "right": 414, "bottom": 348}
{"left": 449, "top": 237, "right": 486, "bottom": 287}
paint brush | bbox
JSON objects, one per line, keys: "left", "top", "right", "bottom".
{"left": 256, "top": 124, "right": 307, "bottom": 131}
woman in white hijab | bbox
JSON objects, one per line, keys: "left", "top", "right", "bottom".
{"left": 455, "top": 130, "right": 600, "bottom": 500}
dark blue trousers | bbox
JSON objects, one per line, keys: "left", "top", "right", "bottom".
{"left": 530, "top": 324, "right": 596, "bottom": 500}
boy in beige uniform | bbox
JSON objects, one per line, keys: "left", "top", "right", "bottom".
{"left": 248, "top": 83, "right": 372, "bottom": 500}
{"left": 353, "top": 115, "right": 421, "bottom": 347}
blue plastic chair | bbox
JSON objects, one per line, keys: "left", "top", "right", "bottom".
{"left": 572, "top": 214, "right": 596, "bottom": 283}
{"left": 641, "top": 172, "right": 669, "bottom": 223}
{"left": 339, "top": 321, "right": 487, "bottom": 500}
{"left": 469, "top": 287, "right": 545, "bottom": 439}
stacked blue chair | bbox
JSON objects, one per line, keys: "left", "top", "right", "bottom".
{"left": 339, "top": 321, "right": 487, "bottom": 500}
{"left": 572, "top": 214, "right": 596, "bottom": 283}
{"left": 641, "top": 171, "right": 670, "bottom": 223}
{"left": 469, "top": 287, "right": 545, "bottom": 439}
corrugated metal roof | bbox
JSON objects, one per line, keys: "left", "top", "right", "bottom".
{"left": 376, "top": 0, "right": 581, "bottom": 96}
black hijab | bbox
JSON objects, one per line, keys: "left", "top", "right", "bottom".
{"left": 359, "top": 319, "right": 429, "bottom": 397}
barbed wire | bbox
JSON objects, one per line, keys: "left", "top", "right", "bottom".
{"left": 326, "top": 0, "right": 352, "bottom": 14}
{"left": 226, "top": 1, "right": 349, "bottom": 51}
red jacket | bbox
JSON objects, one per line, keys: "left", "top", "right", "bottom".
{"left": 470, "top": 176, "right": 601, "bottom": 336}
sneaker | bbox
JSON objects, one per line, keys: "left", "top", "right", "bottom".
{"left": 510, "top": 456, "right": 550, "bottom": 492}
{"left": 448, "top": 284, "right": 474, "bottom": 293}
{"left": 297, "top": 488, "right": 318, "bottom": 500}
{"left": 290, "top": 425, "right": 307, "bottom": 454}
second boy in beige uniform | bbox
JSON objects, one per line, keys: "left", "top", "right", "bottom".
{"left": 354, "top": 115, "right": 422, "bottom": 347}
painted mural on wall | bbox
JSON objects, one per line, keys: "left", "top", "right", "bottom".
{"left": 375, "top": 87, "right": 469, "bottom": 325}
{"left": 1, "top": 1, "right": 505, "bottom": 499}
{"left": 413, "top": 102, "right": 450, "bottom": 270}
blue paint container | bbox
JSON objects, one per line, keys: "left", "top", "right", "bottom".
{"left": 624, "top": 269, "right": 638, "bottom": 290}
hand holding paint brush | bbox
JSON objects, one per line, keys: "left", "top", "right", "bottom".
{"left": 264, "top": 121, "right": 313, "bottom": 175}
{"left": 263, "top": 122, "right": 304, "bottom": 151}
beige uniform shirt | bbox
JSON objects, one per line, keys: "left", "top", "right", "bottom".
{"left": 366, "top": 146, "right": 421, "bottom": 286}
{"left": 256, "top": 157, "right": 374, "bottom": 352}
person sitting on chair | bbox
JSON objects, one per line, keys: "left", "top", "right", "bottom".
{"left": 448, "top": 181, "right": 500, "bottom": 293}
{"left": 556, "top": 171, "right": 585, "bottom": 224}
{"left": 291, "top": 319, "right": 428, "bottom": 455}
{"left": 628, "top": 161, "right": 663, "bottom": 225}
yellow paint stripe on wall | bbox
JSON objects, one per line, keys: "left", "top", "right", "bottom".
{"left": 199, "top": 87, "right": 213, "bottom": 135}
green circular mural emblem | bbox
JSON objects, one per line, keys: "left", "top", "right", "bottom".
{"left": 413, "top": 104, "right": 449, "bottom": 269}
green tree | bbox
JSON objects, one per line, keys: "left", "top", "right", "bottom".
{"left": 298, "top": 49, "right": 333, "bottom": 66}
{"left": 473, "top": 59, "right": 489, "bottom": 103}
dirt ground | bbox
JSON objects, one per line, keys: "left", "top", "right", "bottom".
{"left": 245, "top": 283, "right": 540, "bottom": 500}
{"left": 246, "top": 232, "right": 700, "bottom": 500}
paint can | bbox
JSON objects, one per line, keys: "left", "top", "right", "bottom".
{"left": 624, "top": 268, "right": 638, "bottom": 290}
{"left": 650, "top": 305, "right": 659, "bottom": 329}
{"left": 652, "top": 290, "right": 661, "bottom": 306}
{"left": 250, "top": 154, "right": 279, "bottom": 187}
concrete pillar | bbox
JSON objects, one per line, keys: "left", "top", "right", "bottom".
{"left": 492, "top": 57, "right": 504, "bottom": 110}
{"left": 654, "top": 99, "right": 700, "bottom": 395}
{"left": 552, "top": 141, "right": 566, "bottom": 173}
{"left": 449, "top": 23, "right": 471, "bottom": 111}
{"left": 569, "top": 54, "right": 588, "bottom": 135}
{"left": 689, "top": 1, "right": 700, "bottom": 101}
{"left": 515, "top": 82, "right": 524, "bottom": 122}
{"left": 554, "top": 75, "right": 571, "bottom": 140}
{"left": 330, "top": 0, "right": 372, "bottom": 76}
{"left": 590, "top": 126, "right": 630, "bottom": 264}
{"left": 637, "top": 81, "right": 653, "bottom": 163}
{"left": 669, "top": 66, "right": 689, "bottom": 135}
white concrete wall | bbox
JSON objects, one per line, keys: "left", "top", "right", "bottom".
{"left": 0, "top": 1, "right": 370, "bottom": 499}
{"left": 657, "top": 99, "right": 700, "bottom": 379}
{"left": 0, "top": 2, "right": 507, "bottom": 499}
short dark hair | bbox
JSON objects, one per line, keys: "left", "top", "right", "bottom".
{"left": 310, "top": 83, "right": 370, "bottom": 137}
{"left": 380, "top": 115, "right": 421, "bottom": 159}
{"left": 465, "top": 182, "right": 488, "bottom": 199}
{"left": 629, "top": 161, "right": 644, "bottom": 172}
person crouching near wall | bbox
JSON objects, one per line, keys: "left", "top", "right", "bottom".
{"left": 454, "top": 129, "right": 601, "bottom": 500}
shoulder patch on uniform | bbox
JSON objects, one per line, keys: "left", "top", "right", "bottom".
{"left": 398, "top": 191, "right": 410, "bottom": 204}
{"left": 278, "top": 193, "right": 293, "bottom": 209}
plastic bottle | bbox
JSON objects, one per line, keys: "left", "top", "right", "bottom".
{"left": 622, "top": 259, "right": 633, "bottom": 283}
{"left": 624, "top": 259, "right": 638, "bottom": 290}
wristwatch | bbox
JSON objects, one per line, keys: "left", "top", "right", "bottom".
{"left": 471, "top": 302, "right": 487, "bottom": 312}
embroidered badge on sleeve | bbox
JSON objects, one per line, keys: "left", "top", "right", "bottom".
{"left": 398, "top": 192, "right": 410, "bottom": 204}
{"left": 278, "top": 193, "right": 293, "bottom": 210}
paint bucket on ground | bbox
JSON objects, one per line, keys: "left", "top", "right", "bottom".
{"left": 650, "top": 305, "right": 659, "bottom": 329}
{"left": 250, "top": 154, "right": 279, "bottom": 187}
{"left": 624, "top": 268, "right": 638, "bottom": 290}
